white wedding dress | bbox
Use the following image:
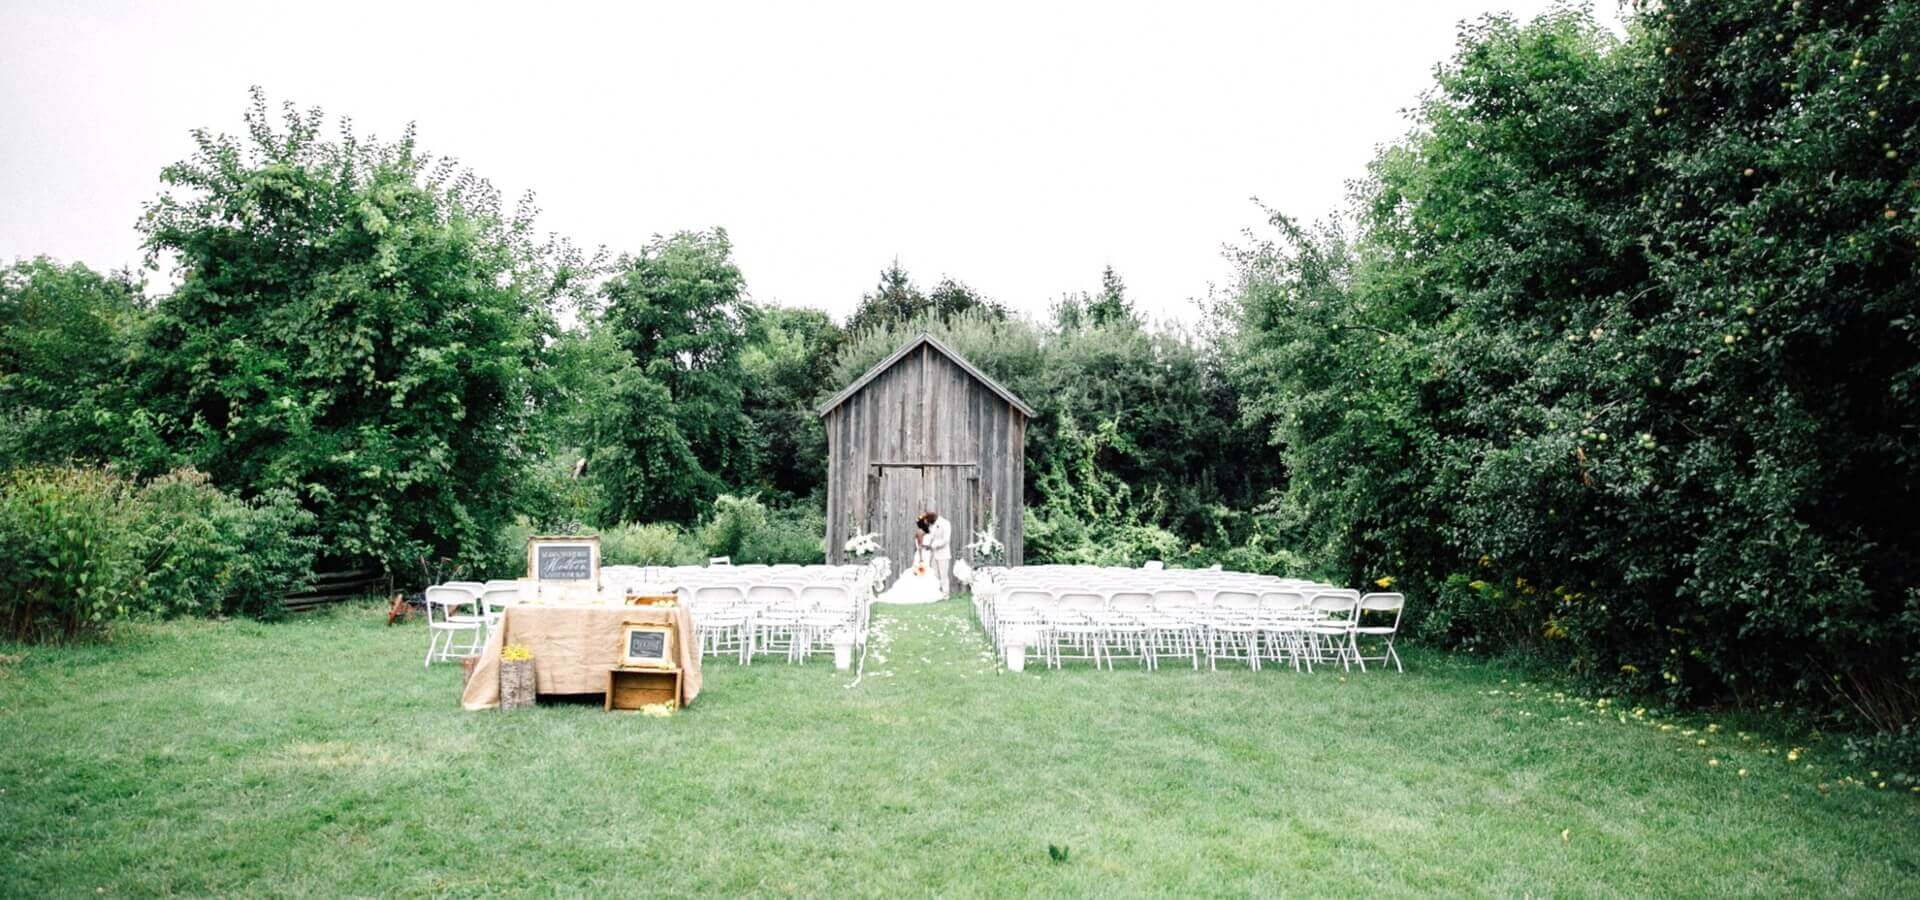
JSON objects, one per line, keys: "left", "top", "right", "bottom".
{"left": 875, "top": 548, "right": 944, "bottom": 605}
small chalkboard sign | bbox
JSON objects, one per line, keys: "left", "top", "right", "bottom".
{"left": 628, "top": 629, "right": 666, "bottom": 659}
{"left": 527, "top": 536, "right": 600, "bottom": 586}
{"left": 619, "top": 623, "right": 676, "bottom": 669}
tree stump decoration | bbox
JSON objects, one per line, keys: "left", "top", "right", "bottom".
{"left": 500, "top": 659, "right": 535, "bottom": 710}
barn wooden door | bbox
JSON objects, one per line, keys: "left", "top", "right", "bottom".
{"left": 868, "top": 462, "right": 978, "bottom": 588}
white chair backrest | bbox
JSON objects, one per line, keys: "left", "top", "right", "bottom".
{"left": 1310, "top": 592, "right": 1358, "bottom": 619}
{"left": 1002, "top": 589, "right": 1053, "bottom": 608}
{"left": 746, "top": 584, "right": 799, "bottom": 606}
{"left": 1259, "top": 591, "right": 1308, "bottom": 610}
{"left": 1152, "top": 589, "right": 1199, "bottom": 608}
{"left": 424, "top": 586, "right": 474, "bottom": 623}
{"left": 1214, "top": 590, "right": 1260, "bottom": 609}
{"left": 1359, "top": 592, "right": 1404, "bottom": 612}
{"left": 708, "top": 556, "right": 732, "bottom": 566}
{"left": 1110, "top": 593, "right": 1153, "bottom": 613}
{"left": 1358, "top": 592, "right": 1406, "bottom": 629}
{"left": 1057, "top": 592, "right": 1106, "bottom": 610}
{"left": 692, "top": 585, "right": 747, "bottom": 607}
{"left": 799, "top": 585, "right": 852, "bottom": 608}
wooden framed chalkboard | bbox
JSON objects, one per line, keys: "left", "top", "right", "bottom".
{"left": 619, "top": 623, "right": 676, "bottom": 669}
{"left": 527, "top": 536, "right": 601, "bottom": 586}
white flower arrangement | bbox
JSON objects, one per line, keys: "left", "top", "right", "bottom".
{"left": 966, "top": 528, "right": 1005, "bottom": 564}
{"left": 844, "top": 531, "right": 882, "bottom": 558}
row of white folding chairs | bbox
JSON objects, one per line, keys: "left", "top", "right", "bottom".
{"left": 684, "top": 584, "right": 867, "bottom": 664}
{"left": 979, "top": 587, "right": 1346, "bottom": 668}
{"left": 976, "top": 585, "right": 1343, "bottom": 632}
{"left": 977, "top": 574, "right": 1332, "bottom": 597}
{"left": 983, "top": 590, "right": 1404, "bottom": 673}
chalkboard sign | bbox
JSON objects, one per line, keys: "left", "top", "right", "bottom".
{"left": 527, "top": 537, "right": 600, "bottom": 585}
{"left": 627, "top": 629, "right": 665, "bottom": 659}
{"left": 619, "top": 624, "right": 675, "bottom": 669}
{"left": 536, "top": 545, "right": 593, "bottom": 580}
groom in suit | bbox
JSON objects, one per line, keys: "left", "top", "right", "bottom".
{"left": 917, "top": 511, "right": 952, "bottom": 597}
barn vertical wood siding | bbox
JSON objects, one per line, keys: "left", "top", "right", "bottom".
{"left": 820, "top": 335, "right": 1030, "bottom": 574}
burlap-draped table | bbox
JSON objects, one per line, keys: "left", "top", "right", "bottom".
{"left": 461, "top": 604, "right": 701, "bottom": 710}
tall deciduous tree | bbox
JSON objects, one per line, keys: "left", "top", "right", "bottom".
{"left": 741, "top": 305, "right": 841, "bottom": 503}
{"left": 593, "top": 229, "right": 756, "bottom": 523}
{"left": 0, "top": 258, "right": 146, "bottom": 468}
{"left": 845, "top": 261, "right": 1005, "bottom": 334}
{"left": 1231, "top": 2, "right": 1920, "bottom": 725}
{"left": 135, "top": 89, "right": 577, "bottom": 569}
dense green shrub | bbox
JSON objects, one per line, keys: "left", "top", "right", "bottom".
{"left": 600, "top": 523, "right": 706, "bottom": 567}
{"left": 214, "top": 486, "right": 319, "bottom": 619}
{"left": 0, "top": 467, "right": 137, "bottom": 641}
{"left": 0, "top": 466, "right": 314, "bottom": 640}
{"left": 735, "top": 505, "right": 825, "bottom": 565}
{"left": 694, "top": 494, "right": 824, "bottom": 564}
{"left": 696, "top": 494, "right": 769, "bottom": 562}
{"left": 1228, "top": 3, "right": 1920, "bottom": 728}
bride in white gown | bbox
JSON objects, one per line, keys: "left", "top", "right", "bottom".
{"left": 874, "top": 532, "right": 944, "bottom": 605}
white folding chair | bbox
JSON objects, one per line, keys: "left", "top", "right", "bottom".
{"left": 1203, "top": 590, "right": 1263, "bottom": 671}
{"left": 1303, "top": 592, "right": 1361, "bottom": 671}
{"left": 746, "top": 585, "right": 804, "bottom": 662}
{"left": 1255, "top": 591, "right": 1311, "bottom": 671}
{"left": 1352, "top": 593, "right": 1406, "bottom": 672}
{"left": 423, "top": 585, "right": 484, "bottom": 667}
{"left": 797, "top": 585, "right": 858, "bottom": 661}
{"left": 1045, "top": 593, "right": 1106, "bottom": 669}
{"left": 996, "top": 590, "right": 1054, "bottom": 666}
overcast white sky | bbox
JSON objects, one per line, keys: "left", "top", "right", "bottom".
{"left": 1, "top": 1, "right": 1623, "bottom": 324}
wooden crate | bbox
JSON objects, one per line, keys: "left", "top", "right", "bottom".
{"left": 605, "top": 667, "right": 681, "bottom": 711}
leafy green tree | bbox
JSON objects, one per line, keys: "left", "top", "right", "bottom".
{"left": 1230, "top": 2, "right": 1920, "bottom": 726}
{"left": 593, "top": 229, "right": 757, "bottom": 523}
{"left": 741, "top": 304, "right": 842, "bottom": 502}
{"left": 844, "top": 261, "right": 1005, "bottom": 334}
{"left": 134, "top": 89, "right": 574, "bottom": 570}
{"left": 0, "top": 258, "right": 146, "bottom": 468}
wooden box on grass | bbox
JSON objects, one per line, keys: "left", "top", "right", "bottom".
{"left": 605, "top": 668, "right": 681, "bottom": 711}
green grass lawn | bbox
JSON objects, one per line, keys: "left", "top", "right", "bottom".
{"left": 2, "top": 599, "right": 1916, "bottom": 897}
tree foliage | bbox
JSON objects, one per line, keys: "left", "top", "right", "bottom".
{"left": 844, "top": 260, "right": 1007, "bottom": 335}
{"left": 0, "top": 258, "right": 145, "bottom": 467}
{"left": 591, "top": 230, "right": 756, "bottom": 524}
{"left": 132, "top": 89, "right": 578, "bottom": 569}
{"left": 1230, "top": 2, "right": 1920, "bottom": 726}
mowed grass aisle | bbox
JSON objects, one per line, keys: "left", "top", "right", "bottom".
{"left": 2, "top": 600, "right": 1916, "bottom": 897}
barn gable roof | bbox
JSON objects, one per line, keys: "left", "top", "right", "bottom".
{"left": 816, "top": 332, "right": 1036, "bottom": 419}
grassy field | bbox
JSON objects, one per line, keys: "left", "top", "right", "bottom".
{"left": 2, "top": 599, "right": 1916, "bottom": 897}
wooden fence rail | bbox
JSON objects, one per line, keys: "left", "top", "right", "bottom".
{"left": 282, "top": 568, "right": 390, "bottom": 613}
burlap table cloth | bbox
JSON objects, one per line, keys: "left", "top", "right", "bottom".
{"left": 461, "top": 604, "right": 702, "bottom": 710}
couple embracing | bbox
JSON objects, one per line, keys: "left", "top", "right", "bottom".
{"left": 877, "top": 510, "right": 952, "bottom": 605}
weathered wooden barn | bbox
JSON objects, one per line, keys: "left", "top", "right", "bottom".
{"left": 818, "top": 333, "right": 1032, "bottom": 579}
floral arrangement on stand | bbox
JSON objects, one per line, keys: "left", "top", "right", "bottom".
{"left": 966, "top": 525, "right": 1005, "bottom": 565}
{"left": 844, "top": 531, "right": 882, "bottom": 559}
